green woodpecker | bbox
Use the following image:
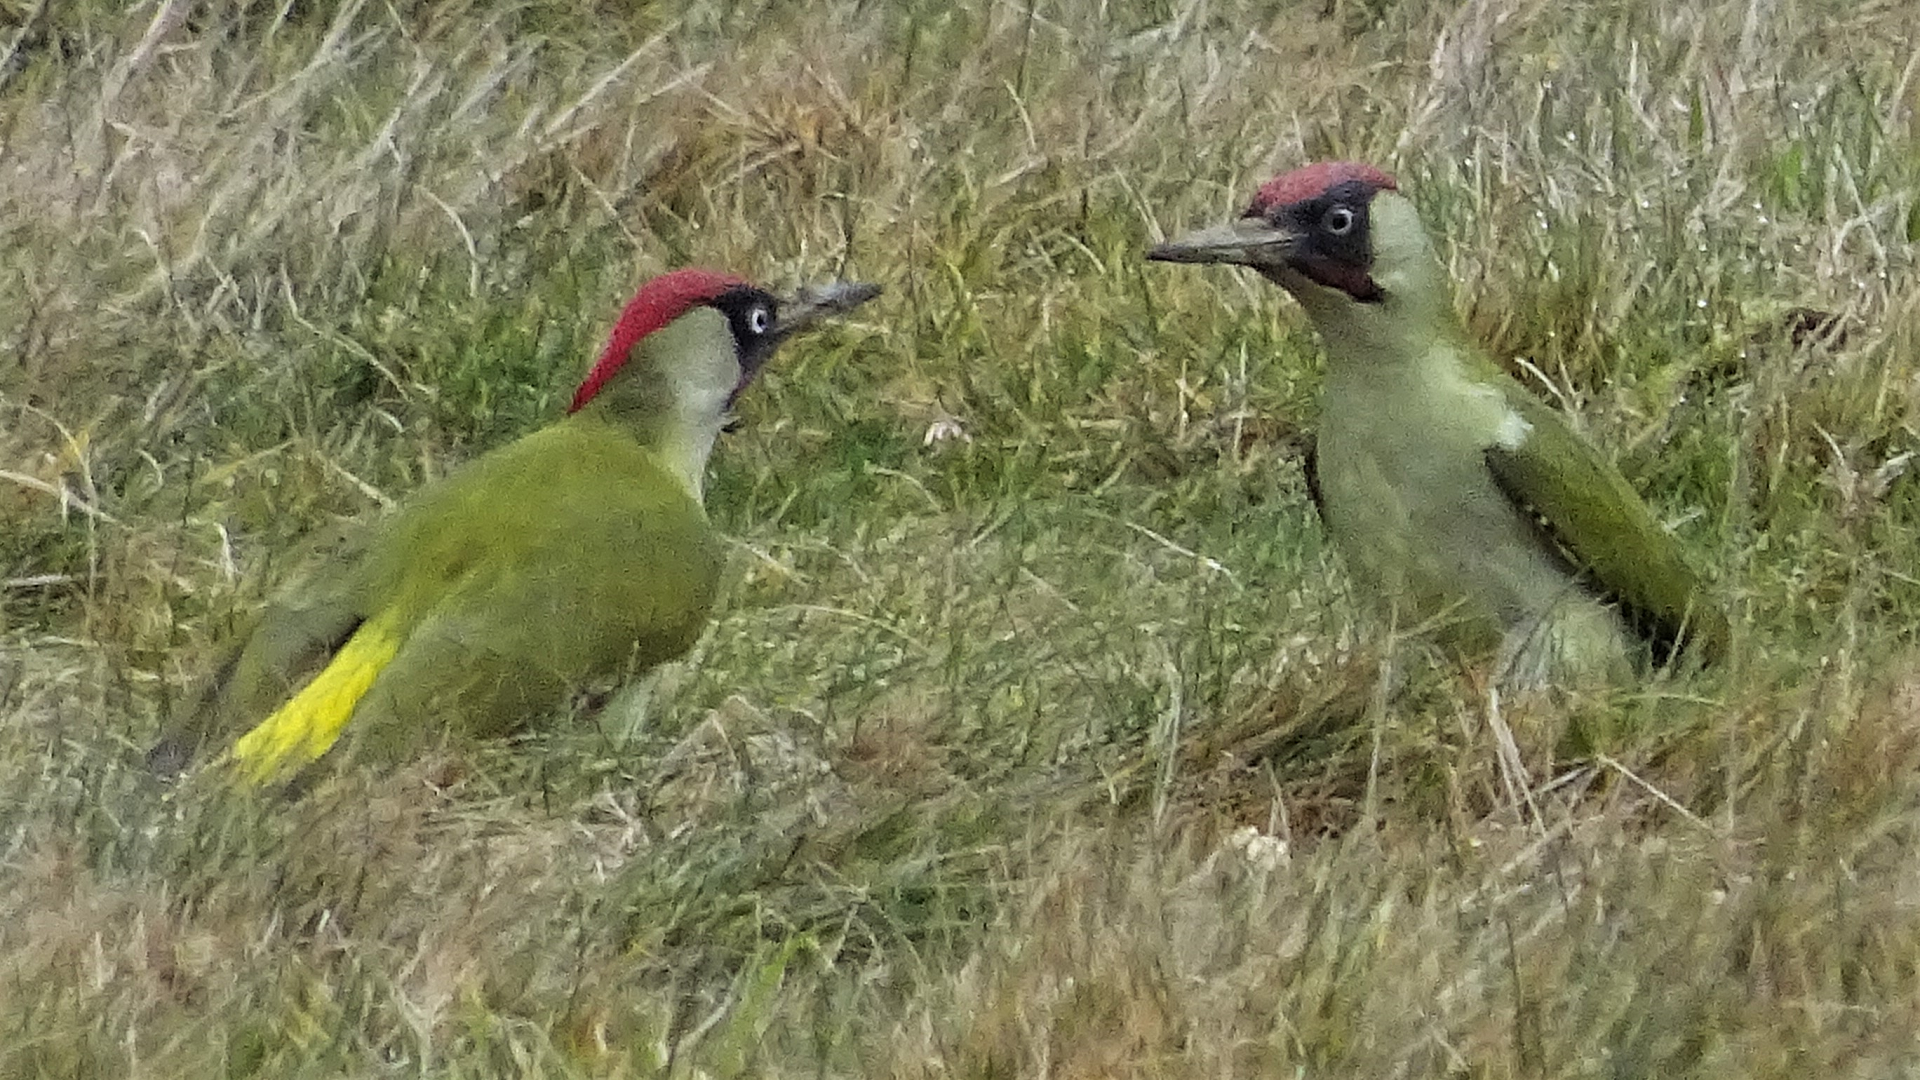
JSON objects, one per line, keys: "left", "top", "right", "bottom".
{"left": 1147, "top": 161, "right": 1726, "bottom": 683}
{"left": 153, "top": 269, "right": 879, "bottom": 782}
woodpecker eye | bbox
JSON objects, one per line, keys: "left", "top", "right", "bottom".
{"left": 748, "top": 305, "right": 772, "bottom": 335}
{"left": 1324, "top": 206, "right": 1356, "bottom": 235}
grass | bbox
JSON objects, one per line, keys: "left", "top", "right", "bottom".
{"left": 3, "top": 0, "right": 1919, "bottom": 1074}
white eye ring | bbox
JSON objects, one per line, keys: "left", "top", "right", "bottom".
{"left": 749, "top": 306, "right": 772, "bottom": 334}
{"left": 1325, "top": 206, "right": 1355, "bottom": 235}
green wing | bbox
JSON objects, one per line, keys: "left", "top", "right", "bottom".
{"left": 151, "top": 419, "right": 722, "bottom": 774}
{"left": 1482, "top": 387, "right": 1730, "bottom": 663}
{"left": 342, "top": 427, "right": 723, "bottom": 755}
{"left": 334, "top": 421, "right": 722, "bottom": 758}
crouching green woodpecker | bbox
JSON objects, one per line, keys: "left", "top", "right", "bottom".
{"left": 1147, "top": 162, "right": 1726, "bottom": 685}
{"left": 152, "top": 270, "right": 880, "bottom": 782}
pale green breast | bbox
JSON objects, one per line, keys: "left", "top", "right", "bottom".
{"left": 1314, "top": 343, "right": 1591, "bottom": 639}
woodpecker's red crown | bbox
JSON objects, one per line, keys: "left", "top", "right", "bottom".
{"left": 570, "top": 268, "right": 750, "bottom": 413}
{"left": 1246, "top": 161, "right": 1397, "bottom": 217}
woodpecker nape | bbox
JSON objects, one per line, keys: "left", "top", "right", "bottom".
{"left": 1149, "top": 162, "right": 1726, "bottom": 685}
{"left": 152, "top": 270, "right": 880, "bottom": 783}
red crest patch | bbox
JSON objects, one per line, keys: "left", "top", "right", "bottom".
{"left": 570, "top": 268, "right": 750, "bottom": 413}
{"left": 1247, "top": 161, "right": 1398, "bottom": 216}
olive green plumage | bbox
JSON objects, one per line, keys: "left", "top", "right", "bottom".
{"left": 166, "top": 420, "right": 721, "bottom": 770}
{"left": 1150, "top": 162, "right": 1726, "bottom": 684}
{"left": 152, "top": 271, "right": 878, "bottom": 780}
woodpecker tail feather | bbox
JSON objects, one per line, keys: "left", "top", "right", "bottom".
{"left": 228, "top": 609, "right": 404, "bottom": 784}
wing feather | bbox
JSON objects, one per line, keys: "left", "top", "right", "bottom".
{"left": 1481, "top": 390, "right": 1729, "bottom": 663}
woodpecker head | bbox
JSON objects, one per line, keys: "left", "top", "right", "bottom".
{"left": 568, "top": 268, "right": 879, "bottom": 492}
{"left": 571, "top": 269, "right": 880, "bottom": 415}
{"left": 1147, "top": 162, "right": 1450, "bottom": 352}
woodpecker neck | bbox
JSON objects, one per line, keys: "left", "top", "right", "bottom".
{"left": 1283, "top": 192, "right": 1460, "bottom": 372}
{"left": 568, "top": 307, "right": 740, "bottom": 501}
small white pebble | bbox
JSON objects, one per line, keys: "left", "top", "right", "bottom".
{"left": 923, "top": 413, "right": 972, "bottom": 447}
{"left": 1227, "top": 826, "right": 1290, "bottom": 872}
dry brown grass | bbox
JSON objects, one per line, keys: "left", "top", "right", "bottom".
{"left": 3, "top": 0, "right": 1919, "bottom": 1075}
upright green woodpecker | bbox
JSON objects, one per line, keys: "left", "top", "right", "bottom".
{"left": 1147, "top": 161, "right": 1726, "bottom": 684}
{"left": 153, "top": 269, "right": 879, "bottom": 782}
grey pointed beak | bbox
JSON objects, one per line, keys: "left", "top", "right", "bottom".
{"left": 773, "top": 280, "right": 882, "bottom": 339}
{"left": 1146, "top": 218, "right": 1301, "bottom": 270}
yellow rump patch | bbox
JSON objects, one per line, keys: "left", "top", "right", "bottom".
{"left": 230, "top": 610, "right": 404, "bottom": 784}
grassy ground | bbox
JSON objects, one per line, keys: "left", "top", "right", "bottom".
{"left": 3, "top": 0, "right": 1919, "bottom": 1074}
